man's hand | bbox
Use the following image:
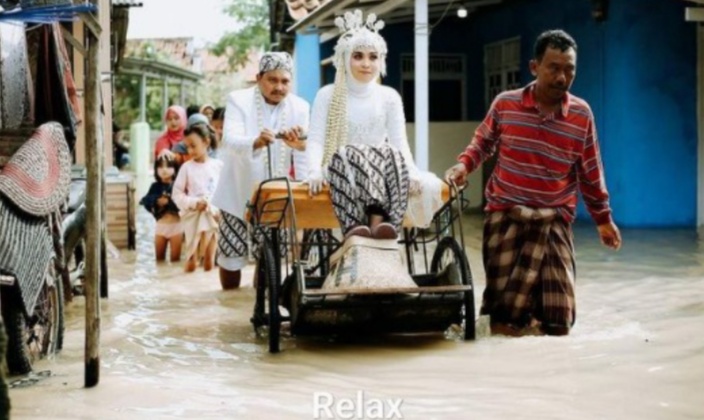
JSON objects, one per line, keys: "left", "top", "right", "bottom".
{"left": 156, "top": 196, "right": 169, "bottom": 207}
{"left": 253, "top": 129, "right": 275, "bottom": 150}
{"left": 444, "top": 163, "right": 469, "bottom": 186}
{"left": 280, "top": 126, "right": 306, "bottom": 151}
{"left": 597, "top": 221, "right": 622, "bottom": 250}
{"left": 305, "top": 170, "right": 326, "bottom": 197}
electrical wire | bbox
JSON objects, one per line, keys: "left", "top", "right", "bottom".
{"left": 413, "top": 0, "right": 457, "bottom": 36}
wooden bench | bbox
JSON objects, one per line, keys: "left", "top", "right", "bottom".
{"left": 249, "top": 181, "right": 451, "bottom": 230}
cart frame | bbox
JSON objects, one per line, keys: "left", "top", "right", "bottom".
{"left": 248, "top": 179, "right": 476, "bottom": 353}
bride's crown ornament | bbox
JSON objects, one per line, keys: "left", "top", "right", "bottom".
{"left": 332, "top": 9, "right": 387, "bottom": 76}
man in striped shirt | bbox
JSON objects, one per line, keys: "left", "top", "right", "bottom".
{"left": 446, "top": 29, "right": 621, "bottom": 337}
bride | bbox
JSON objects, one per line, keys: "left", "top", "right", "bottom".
{"left": 306, "top": 10, "right": 421, "bottom": 240}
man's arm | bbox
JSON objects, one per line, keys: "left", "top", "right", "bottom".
{"left": 577, "top": 115, "right": 613, "bottom": 226}
{"left": 457, "top": 100, "right": 501, "bottom": 173}
{"left": 221, "top": 92, "right": 261, "bottom": 156}
{"left": 577, "top": 113, "right": 621, "bottom": 250}
{"left": 446, "top": 98, "right": 501, "bottom": 184}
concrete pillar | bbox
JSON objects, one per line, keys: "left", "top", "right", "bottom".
{"left": 414, "top": 0, "right": 429, "bottom": 171}
{"left": 139, "top": 73, "right": 147, "bottom": 122}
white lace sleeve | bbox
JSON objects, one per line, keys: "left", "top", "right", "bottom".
{"left": 291, "top": 97, "right": 310, "bottom": 180}
{"left": 385, "top": 87, "right": 419, "bottom": 180}
{"left": 306, "top": 85, "right": 333, "bottom": 177}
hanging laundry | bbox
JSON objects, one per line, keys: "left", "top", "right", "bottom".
{"left": 34, "top": 23, "right": 79, "bottom": 149}
{"left": 0, "top": 22, "right": 30, "bottom": 130}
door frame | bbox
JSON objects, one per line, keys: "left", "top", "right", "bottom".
{"left": 697, "top": 24, "right": 704, "bottom": 233}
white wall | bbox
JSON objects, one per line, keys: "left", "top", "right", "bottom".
{"left": 406, "top": 122, "right": 483, "bottom": 209}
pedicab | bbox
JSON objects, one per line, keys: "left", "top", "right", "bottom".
{"left": 248, "top": 178, "right": 476, "bottom": 353}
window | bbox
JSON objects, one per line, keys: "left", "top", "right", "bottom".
{"left": 484, "top": 37, "right": 521, "bottom": 108}
{"left": 400, "top": 54, "right": 467, "bottom": 122}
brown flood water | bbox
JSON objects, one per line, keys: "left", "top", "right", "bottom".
{"left": 7, "top": 210, "right": 704, "bottom": 419}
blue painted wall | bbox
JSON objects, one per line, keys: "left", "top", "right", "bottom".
{"left": 448, "top": 0, "right": 697, "bottom": 227}
{"left": 294, "top": 33, "right": 322, "bottom": 104}
{"left": 295, "top": 0, "right": 697, "bottom": 227}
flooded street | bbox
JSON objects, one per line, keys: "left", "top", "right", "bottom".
{"left": 7, "top": 211, "right": 704, "bottom": 419}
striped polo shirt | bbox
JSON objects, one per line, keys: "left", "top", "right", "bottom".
{"left": 458, "top": 83, "right": 613, "bottom": 225}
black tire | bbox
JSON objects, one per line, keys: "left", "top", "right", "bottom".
{"left": 431, "top": 237, "right": 476, "bottom": 340}
{"left": 2, "top": 262, "right": 63, "bottom": 375}
{"left": 1, "top": 293, "right": 31, "bottom": 375}
{"left": 0, "top": 315, "right": 9, "bottom": 419}
{"left": 262, "top": 242, "right": 281, "bottom": 353}
{"left": 55, "top": 271, "right": 65, "bottom": 353}
{"left": 250, "top": 238, "right": 282, "bottom": 353}
{"left": 52, "top": 262, "right": 66, "bottom": 352}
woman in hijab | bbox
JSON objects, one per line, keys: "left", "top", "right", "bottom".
{"left": 154, "top": 105, "right": 187, "bottom": 160}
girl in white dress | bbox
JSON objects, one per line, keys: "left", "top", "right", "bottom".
{"left": 306, "top": 10, "right": 421, "bottom": 240}
{"left": 172, "top": 124, "right": 223, "bottom": 272}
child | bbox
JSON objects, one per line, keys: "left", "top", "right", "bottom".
{"left": 154, "top": 105, "right": 187, "bottom": 160}
{"left": 211, "top": 107, "right": 225, "bottom": 146}
{"left": 200, "top": 104, "right": 215, "bottom": 122}
{"left": 172, "top": 113, "right": 220, "bottom": 162}
{"left": 172, "top": 123, "right": 223, "bottom": 272}
{"left": 140, "top": 156, "right": 183, "bottom": 262}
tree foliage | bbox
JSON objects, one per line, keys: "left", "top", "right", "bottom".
{"left": 113, "top": 76, "right": 189, "bottom": 132}
{"left": 211, "top": 0, "right": 270, "bottom": 71}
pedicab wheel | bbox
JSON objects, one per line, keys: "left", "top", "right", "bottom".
{"left": 260, "top": 240, "right": 281, "bottom": 353}
{"left": 2, "top": 260, "right": 64, "bottom": 375}
{"left": 249, "top": 238, "right": 281, "bottom": 353}
{"left": 431, "top": 237, "right": 476, "bottom": 341}
{"left": 267, "top": 275, "right": 281, "bottom": 353}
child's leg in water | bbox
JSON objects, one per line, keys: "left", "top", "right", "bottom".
{"left": 169, "top": 234, "right": 183, "bottom": 262}
{"left": 155, "top": 235, "right": 168, "bottom": 261}
{"left": 185, "top": 254, "right": 197, "bottom": 272}
{"left": 203, "top": 233, "right": 217, "bottom": 271}
{"left": 187, "top": 232, "right": 207, "bottom": 272}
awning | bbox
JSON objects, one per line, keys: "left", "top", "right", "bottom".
{"left": 119, "top": 57, "right": 203, "bottom": 82}
{"left": 287, "top": 0, "right": 503, "bottom": 42}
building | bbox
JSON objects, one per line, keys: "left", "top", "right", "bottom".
{"left": 279, "top": 0, "right": 700, "bottom": 229}
{"left": 123, "top": 37, "right": 260, "bottom": 116}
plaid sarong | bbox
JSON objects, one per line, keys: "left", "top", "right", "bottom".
{"left": 480, "top": 207, "right": 576, "bottom": 330}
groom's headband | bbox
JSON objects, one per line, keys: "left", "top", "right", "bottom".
{"left": 259, "top": 52, "right": 294, "bottom": 75}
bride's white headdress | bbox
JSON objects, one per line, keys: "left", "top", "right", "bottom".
{"left": 332, "top": 9, "right": 387, "bottom": 76}
{"left": 322, "top": 10, "right": 387, "bottom": 168}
